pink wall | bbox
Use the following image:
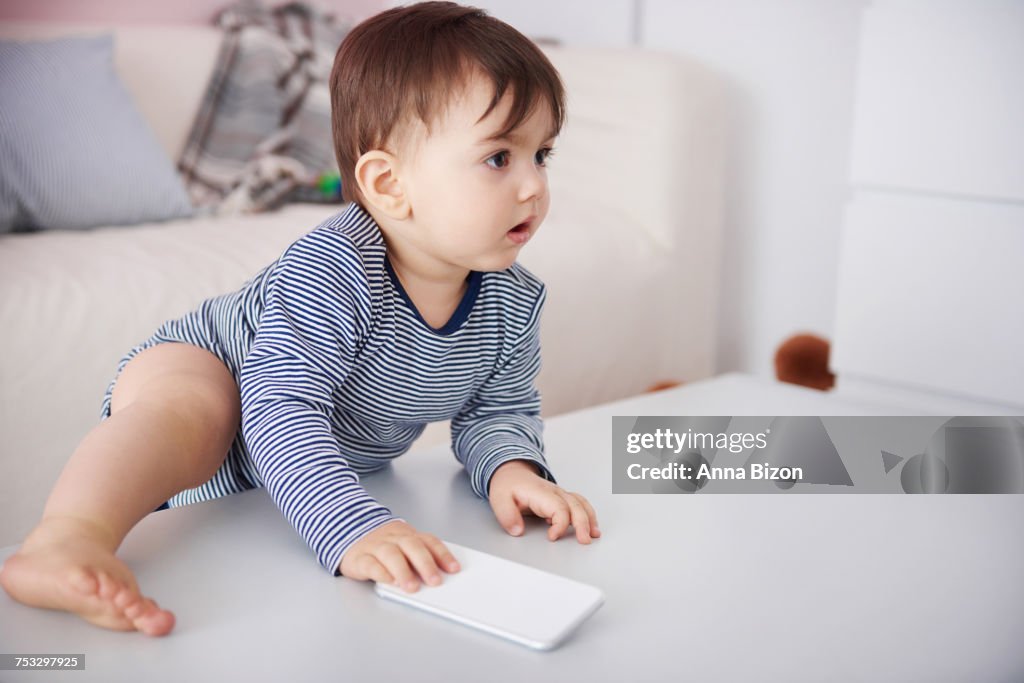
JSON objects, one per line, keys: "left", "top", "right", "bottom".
{"left": 0, "top": 0, "right": 384, "bottom": 25}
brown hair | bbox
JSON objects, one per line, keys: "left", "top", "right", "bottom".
{"left": 330, "top": 1, "right": 566, "bottom": 205}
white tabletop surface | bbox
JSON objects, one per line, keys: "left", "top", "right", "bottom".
{"left": 2, "top": 373, "right": 1022, "bottom": 682}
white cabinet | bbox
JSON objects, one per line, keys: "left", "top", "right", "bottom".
{"left": 834, "top": 0, "right": 1024, "bottom": 410}
{"left": 832, "top": 193, "right": 1024, "bottom": 408}
{"left": 850, "top": 0, "right": 1024, "bottom": 201}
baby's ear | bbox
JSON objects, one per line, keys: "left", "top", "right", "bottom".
{"left": 355, "top": 150, "right": 409, "bottom": 220}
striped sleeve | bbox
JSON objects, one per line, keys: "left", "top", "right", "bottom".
{"left": 239, "top": 229, "right": 401, "bottom": 575}
{"left": 449, "top": 286, "right": 558, "bottom": 499}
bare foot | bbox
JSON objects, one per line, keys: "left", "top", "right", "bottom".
{"left": 0, "top": 516, "right": 174, "bottom": 636}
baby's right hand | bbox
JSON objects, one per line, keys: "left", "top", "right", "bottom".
{"left": 338, "top": 520, "right": 460, "bottom": 593}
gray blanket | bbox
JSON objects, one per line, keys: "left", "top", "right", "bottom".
{"left": 177, "top": 1, "right": 350, "bottom": 214}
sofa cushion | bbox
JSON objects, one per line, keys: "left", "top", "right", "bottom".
{"left": 0, "top": 34, "right": 194, "bottom": 232}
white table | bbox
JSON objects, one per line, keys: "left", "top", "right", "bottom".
{"left": 2, "top": 373, "right": 1022, "bottom": 682}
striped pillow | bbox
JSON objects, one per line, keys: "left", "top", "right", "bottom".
{"left": 0, "top": 34, "right": 193, "bottom": 232}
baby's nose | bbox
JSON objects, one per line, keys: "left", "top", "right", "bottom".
{"left": 517, "top": 167, "right": 546, "bottom": 202}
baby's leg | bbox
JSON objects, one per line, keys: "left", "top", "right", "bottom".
{"left": 0, "top": 343, "right": 240, "bottom": 636}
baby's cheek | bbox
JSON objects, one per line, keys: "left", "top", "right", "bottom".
{"left": 538, "top": 192, "right": 551, "bottom": 218}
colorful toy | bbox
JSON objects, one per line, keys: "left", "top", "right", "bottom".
{"left": 315, "top": 171, "right": 342, "bottom": 199}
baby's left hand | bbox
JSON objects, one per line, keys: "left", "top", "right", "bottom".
{"left": 488, "top": 460, "right": 601, "bottom": 544}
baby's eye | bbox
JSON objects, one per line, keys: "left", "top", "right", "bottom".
{"left": 485, "top": 151, "right": 510, "bottom": 169}
{"left": 534, "top": 147, "right": 555, "bottom": 166}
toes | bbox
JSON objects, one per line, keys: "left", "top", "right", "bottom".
{"left": 114, "top": 586, "right": 141, "bottom": 612}
{"left": 74, "top": 569, "right": 171, "bottom": 636}
{"left": 95, "top": 571, "right": 140, "bottom": 607}
{"left": 96, "top": 571, "right": 119, "bottom": 601}
{"left": 3, "top": 545, "right": 173, "bottom": 636}
{"left": 123, "top": 597, "right": 151, "bottom": 620}
{"left": 135, "top": 606, "right": 177, "bottom": 638}
{"left": 65, "top": 566, "right": 99, "bottom": 596}
{"left": 131, "top": 599, "right": 176, "bottom": 637}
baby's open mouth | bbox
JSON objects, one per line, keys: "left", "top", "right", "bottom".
{"left": 509, "top": 215, "right": 535, "bottom": 234}
{"left": 506, "top": 219, "right": 533, "bottom": 244}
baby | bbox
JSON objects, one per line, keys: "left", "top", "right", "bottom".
{"left": 0, "top": 1, "right": 600, "bottom": 637}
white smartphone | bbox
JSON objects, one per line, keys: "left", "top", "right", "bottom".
{"left": 374, "top": 541, "right": 605, "bottom": 651}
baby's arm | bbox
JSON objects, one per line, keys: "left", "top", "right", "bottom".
{"left": 240, "top": 230, "right": 408, "bottom": 576}
{"left": 449, "top": 286, "right": 556, "bottom": 499}
{"left": 450, "top": 286, "right": 600, "bottom": 543}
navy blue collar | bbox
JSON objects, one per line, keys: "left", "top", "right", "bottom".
{"left": 384, "top": 256, "right": 483, "bottom": 336}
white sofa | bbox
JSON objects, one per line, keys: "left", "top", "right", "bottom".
{"left": 0, "top": 22, "right": 726, "bottom": 547}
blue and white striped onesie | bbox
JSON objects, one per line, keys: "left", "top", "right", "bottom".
{"left": 101, "top": 202, "right": 556, "bottom": 574}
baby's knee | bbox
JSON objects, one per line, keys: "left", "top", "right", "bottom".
{"left": 160, "top": 378, "right": 240, "bottom": 450}
{"left": 109, "top": 344, "right": 239, "bottom": 481}
{"left": 131, "top": 376, "right": 239, "bottom": 482}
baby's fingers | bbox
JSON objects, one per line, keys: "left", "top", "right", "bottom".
{"left": 398, "top": 537, "right": 447, "bottom": 588}
{"left": 562, "top": 493, "right": 594, "bottom": 544}
{"left": 533, "top": 491, "right": 598, "bottom": 543}
{"left": 377, "top": 543, "right": 420, "bottom": 593}
{"left": 569, "top": 492, "right": 601, "bottom": 539}
{"left": 531, "top": 494, "right": 572, "bottom": 542}
{"left": 341, "top": 550, "right": 395, "bottom": 585}
{"left": 361, "top": 556, "right": 395, "bottom": 586}
{"left": 548, "top": 504, "right": 571, "bottom": 541}
{"left": 421, "top": 534, "right": 461, "bottom": 574}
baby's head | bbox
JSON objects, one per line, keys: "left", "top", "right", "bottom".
{"left": 330, "top": 1, "right": 566, "bottom": 272}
